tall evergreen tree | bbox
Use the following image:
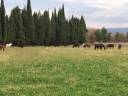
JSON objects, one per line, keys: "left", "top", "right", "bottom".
{"left": 9, "top": 9, "right": 15, "bottom": 42}
{"left": 21, "top": 8, "right": 27, "bottom": 43}
{"left": 57, "top": 5, "right": 67, "bottom": 45}
{"left": 33, "top": 12, "right": 39, "bottom": 45}
{"left": 51, "top": 9, "right": 57, "bottom": 45}
{"left": 26, "top": 0, "right": 35, "bottom": 45}
{"left": 0, "top": 7, "right": 2, "bottom": 41}
{"left": 79, "top": 16, "right": 87, "bottom": 43}
{"left": 1, "top": 0, "right": 6, "bottom": 43}
{"left": 5, "top": 15, "right": 10, "bottom": 42}
{"left": 0, "top": 0, "right": 88, "bottom": 46}
{"left": 38, "top": 12, "right": 44, "bottom": 45}
{"left": 43, "top": 11, "right": 51, "bottom": 45}
{"left": 11, "top": 7, "right": 25, "bottom": 46}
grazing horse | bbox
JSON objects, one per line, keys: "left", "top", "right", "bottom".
{"left": 107, "top": 44, "right": 114, "bottom": 49}
{"left": 0, "top": 44, "right": 5, "bottom": 51}
{"left": 83, "top": 44, "right": 91, "bottom": 48}
{"left": 94, "top": 44, "right": 106, "bottom": 50}
{"left": 72, "top": 43, "right": 80, "bottom": 48}
{"left": 118, "top": 44, "right": 122, "bottom": 50}
{"left": 6, "top": 43, "right": 12, "bottom": 48}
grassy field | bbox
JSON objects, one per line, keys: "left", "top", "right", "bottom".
{"left": 0, "top": 47, "right": 128, "bottom": 96}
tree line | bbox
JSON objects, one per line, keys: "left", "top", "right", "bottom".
{"left": 87, "top": 28, "right": 128, "bottom": 43}
{"left": 0, "top": 0, "right": 88, "bottom": 46}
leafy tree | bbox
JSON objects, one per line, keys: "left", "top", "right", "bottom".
{"left": 95, "top": 29, "right": 101, "bottom": 42}
{"left": 101, "top": 27, "right": 107, "bottom": 42}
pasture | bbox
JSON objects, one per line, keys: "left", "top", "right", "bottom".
{"left": 0, "top": 47, "right": 128, "bottom": 96}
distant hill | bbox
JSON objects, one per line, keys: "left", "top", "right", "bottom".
{"left": 107, "top": 28, "right": 128, "bottom": 33}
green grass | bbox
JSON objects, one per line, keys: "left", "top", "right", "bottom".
{"left": 0, "top": 47, "right": 128, "bottom": 96}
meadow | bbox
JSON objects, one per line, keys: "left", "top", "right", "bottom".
{"left": 0, "top": 47, "right": 128, "bottom": 96}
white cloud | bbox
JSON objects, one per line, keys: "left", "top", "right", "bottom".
{"left": 4, "top": 0, "right": 128, "bottom": 28}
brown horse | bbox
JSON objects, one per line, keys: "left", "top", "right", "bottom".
{"left": 0, "top": 45, "right": 5, "bottom": 51}
{"left": 107, "top": 44, "right": 114, "bottom": 49}
{"left": 72, "top": 43, "right": 80, "bottom": 48}
{"left": 83, "top": 44, "right": 91, "bottom": 48}
{"left": 94, "top": 44, "right": 106, "bottom": 50}
{"left": 118, "top": 44, "right": 122, "bottom": 49}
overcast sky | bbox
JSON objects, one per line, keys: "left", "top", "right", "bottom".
{"left": 4, "top": 0, "right": 128, "bottom": 28}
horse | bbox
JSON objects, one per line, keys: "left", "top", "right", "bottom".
{"left": 0, "top": 44, "right": 5, "bottom": 51}
{"left": 106, "top": 44, "right": 114, "bottom": 49}
{"left": 94, "top": 44, "right": 106, "bottom": 50}
{"left": 83, "top": 44, "right": 91, "bottom": 48}
{"left": 72, "top": 43, "right": 80, "bottom": 48}
{"left": 6, "top": 43, "right": 12, "bottom": 48}
{"left": 118, "top": 44, "right": 122, "bottom": 50}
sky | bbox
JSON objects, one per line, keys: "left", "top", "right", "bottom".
{"left": 4, "top": 0, "right": 128, "bottom": 28}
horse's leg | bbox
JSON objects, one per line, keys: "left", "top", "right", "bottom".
{"left": 100, "top": 46, "right": 102, "bottom": 50}
{"left": 94, "top": 46, "right": 97, "bottom": 50}
{"left": 3, "top": 47, "right": 4, "bottom": 51}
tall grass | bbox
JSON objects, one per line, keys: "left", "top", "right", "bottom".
{"left": 0, "top": 47, "right": 128, "bottom": 96}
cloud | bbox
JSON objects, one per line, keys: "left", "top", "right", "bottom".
{"left": 4, "top": 0, "right": 128, "bottom": 28}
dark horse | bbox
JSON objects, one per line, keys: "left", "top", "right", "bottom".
{"left": 94, "top": 44, "right": 106, "bottom": 50}
{"left": 83, "top": 44, "right": 91, "bottom": 48}
{"left": 118, "top": 44, "right": 122, "bottom": 49}
{"left": 0, "top": 44, "right": 5, "bottom": 51}
{"left": 72, "top": 43, "right": 80, "bottom": 48}
{"left": 107, "top": 44, "right": 114, "bottom": 49}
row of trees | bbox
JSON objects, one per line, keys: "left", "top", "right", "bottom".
{"left": 0, "top": 0, "right": 88, "bottom": 46}
{"left": 87, "top": 28, "right": 128, "bottom": 43}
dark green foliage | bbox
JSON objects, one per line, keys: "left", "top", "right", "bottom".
{"left": 0, "top": 0, "right": 87, "bottom": 46}
{"left": 33, "top": 12, "right": 39, "bottom": 44}
{"left": 101, "top": 27, "right": 107, "bottom": 42}
{"left": 1, "top": 0, "right": 6, "bottom": 43}
{"left": 57, "top": 5, "right": 67, "bottom": 44}
{"left": 0, "top": 7, "right": 2, "bottom": 41}
{"left": 95, "top": 27, "right": 108, "bottom": 42}
{"left": 10, "top": 7, "right": 25, "bottom": 46}
{"left": 51, "top": 9, "right": 57, "bottom": 45}
{"left": 79, "top": 16, "right": 87, "bottom": 43}
{"left": 95, "top": 29, "right": 102, "bottom": 42}
{"left": 43, "top": 11, "right": 51, "bottom": 45}
{"left": 5, "top": 15, "right": 10, "bottom": 42}
{"left": 26, "top": 0, "right": 35, "bottom": 45}
{"left": 68, "top": 16, "right": 87, "bottom": 44}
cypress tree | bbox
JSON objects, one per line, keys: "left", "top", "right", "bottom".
{"left": 22, "top": 8, "right": 28, "bottom": 44}
{"left": 1, "top": 0, "right": 6, "bottom": 43}
{"left": 57, "top": 5, "right": 67, "bottom": 45}
{"left": 26, "top": 0, "right": 35, "bottom": 45}
{"left": 43, "top": 11, "right": 51, "bottom": 45}
{"left": 33, "top": 12, "right": 39, "bottom": 45}
{"left": 79, "top": 16, "right": 87, "bottom": 43}
{"left": 1, "top": 2, "right": 88, "bottom": 46}
{"left": 11, "top": 7, "right": 25, "bottom": 46}
{"left": 0, "top": 7, "right": 2, "bottom": 41}
{"left": 9, "top": 10, "right": 15, "bottom": 42}
{"left": 5, "top": 15, "right": 9, "bottom": 42}
{"left": 37, "top": 12, "right": 45, "bottom": 45}
{"left": 51, "top": 9, "right": 57, "bottom": 45}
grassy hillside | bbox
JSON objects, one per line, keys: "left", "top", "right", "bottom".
{"left": 0, "top": 47, "right": 128, "bottom": 96}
